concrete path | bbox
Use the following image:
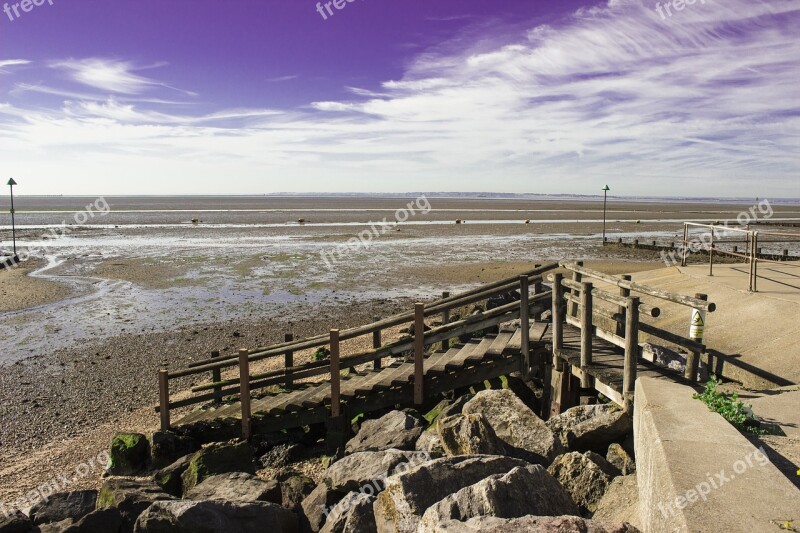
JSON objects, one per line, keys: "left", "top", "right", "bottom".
{"left": 619, "top": 263, "right": 800, "bottom": 388}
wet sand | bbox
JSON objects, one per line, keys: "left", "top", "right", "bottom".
{"left": 0, "top": 260, "right": 73, "bottom": 312}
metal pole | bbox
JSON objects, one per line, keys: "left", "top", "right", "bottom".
{"left": 602, "top": 189, "right": 608, "bottom": 245}
{"left": 9, "top": 181, "right": 16, "bottom": 255}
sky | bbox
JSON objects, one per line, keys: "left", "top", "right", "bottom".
{"left": 0, "top": 0, "right": 798, "bottom": 197}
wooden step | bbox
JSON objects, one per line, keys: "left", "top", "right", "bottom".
{"left": 463, "top": 336, "right": 498, "bottom": 365}
{"left": 354, "top": 362, "right": 403, "bottom": 396}
{"left": 485, "top": 331, "right": 514, "bottom": 358}
{"left": 426, "top": 346, "right": 466, "bottom": 375}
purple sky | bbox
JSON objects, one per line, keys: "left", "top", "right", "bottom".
{"left": 0, "top": 0, "right": 798, "bottom": 197}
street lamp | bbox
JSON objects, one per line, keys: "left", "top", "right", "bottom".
{"left": 602, "top": 184, "right": 610, "bottom": 245}
{"left": 7, "top": 178, "right": 17, "bottom": 256}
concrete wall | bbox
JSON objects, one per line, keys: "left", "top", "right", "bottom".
{"left": 634, "top": 377, "right": 799, "bottom": 533}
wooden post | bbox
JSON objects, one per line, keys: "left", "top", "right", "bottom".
{"left": 681, "top": 224, "right": 689, "bottom": 266}
{"left": 580, "top": 281, "right": 593, "bottom": 389}
{"left": 685, "top": 293, "right": 707, "bottom": 381}
{"left": 414, "top": 303, "right": 425, "bottom": 405}
{"left": 623, "top": 297, "right": 640, "bottom": 412}
{"left": 441, "top": 292, "right": 451, "bottom": 351}
{"left": 533, "top": 271, "right": 544, "bottom": 322}
{"left": 283, "top": 334, "right": 294, "bottom": 388}
{"left": 239, "top": 349, "right": 252, "bottom": 440}
{"left": 568, "top": 261, "right": 583, "bottom": 318}
{"left": 753, "top": 232, "right": 759, "bottom": 292}
{"left": 617, "top": 275, "right": 631, "bottom": 337}
{"left": 373, "top": 323, "right": 382, "bottom": 370}
{"left": 330, "top": 330, "right": 341, "bottom": 418}
{"left": 551, "top": 273, "right": 564, "bottom": 365}
{"left": 519, "top": 276, "right": 530, "bottom": 378}
{"left": 210, "top": 351, "right": 222, "bottom": 404}
{"left": 158, "top": 370, "right": 170, "bottom": 431}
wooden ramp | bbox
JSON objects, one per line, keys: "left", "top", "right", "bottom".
{"left": 173, "top": 329, "right": 540, "bottom": 435}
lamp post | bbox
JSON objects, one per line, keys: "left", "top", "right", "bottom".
{"left": 7, "top": 178, "right": 17, "bottom": 256}
{"left": 602, "top": 184, "right": 610, "bottom": 245}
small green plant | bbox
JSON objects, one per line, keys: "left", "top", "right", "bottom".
{"left": 693, "top": 376, "right": 768, "bottom": 435}
{"left": 312, "top": 347, "right": 330, "bottom": 361}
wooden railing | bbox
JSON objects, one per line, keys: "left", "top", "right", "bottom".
{"left": 156, "top": 263, "right": 559, "bottom": 434}
{"left": 550, "top": 261, "right": 717, "bottom": 410}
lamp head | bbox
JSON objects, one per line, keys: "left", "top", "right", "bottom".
{"left": 7, "top": 178, "right": 17, "bottom": 186}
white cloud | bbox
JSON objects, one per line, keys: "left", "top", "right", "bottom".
{"left": 0, "top": 59, "right": 30, "bottom": 73}
{"left": 0, "top": 0, "right": 798, "bottom": 196}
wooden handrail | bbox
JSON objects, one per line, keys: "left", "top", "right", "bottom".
{"left": 558, "top": 278, "right": 661, "bottom": 317}
{"left": 560, "top": 261, "right": 716, "bottom": 312}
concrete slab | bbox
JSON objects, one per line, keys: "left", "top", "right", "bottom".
{"left": 634, "top": 377, "right": 800, "bottom": 533}
{"left": 742, "top": 386, "right": 800, "bottom": 437}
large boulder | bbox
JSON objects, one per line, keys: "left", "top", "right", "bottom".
{"left": 108, "top": 434, "right": 150, "bottom": 476}
{"left": 133, "top": 500, "right": 297, "bottom": 533}
{"left": 259, "top": 443, "right": 306, "bottom": 470}
{"left": 593, "top": 475, "right": 642, "bottom": 529}
{"left": 547, "top": 452, "right": 613, "bottom": 514}
{"left": 346, "top": 411, "right": 425, "bottom": 454}
{"left": 606, "top": 444, "right": 635, "bottom": 476}
{"left": 153, "top": 454, "right": 195, "bottom": 497}
{"left": 325, "top": 450, "right": 431, "bottom": 493}
{"left": 301, "top": 484, "right": 346, "bottom": 533}
{"left": 462, "top": 389, "right": 560, "bottom": 464}
{"left": 184, "top": 472, "right": 281, "bottom": 504}
{"left": 149, "top": 431, "right": 197, "bottom": 470}
{"left": 419, "top": 465, "right": 578, "bottom": 529}
{"left": 0, "top": 510, "right": 33, "bottom": 533}
{"left": 436, "top": 414, "right": 506, "bottom": 456}
{"left": 426, "top": 395, "right": 472, "bottom": 427}
{"left": 180, "top": 440, "right": 254, "bottom": 496}
{"left": 545, "top": 405, "right": 631, "bottom": 453}
{"left": 426, "top": 515, "right": 641, "bottom": 532}
{"left": 29, "top": 490, "right": 97, "bottom": 525}
{"left": 97, "top": 478, "right": 174, "bottom": 533}
{"left": 373, "top": 455, "right": 530, "bottom": 533}
{"left": 319, "top": 491, "right": 377, "bottom": 533}
{"left": 63, "top": 508, "right": 124, "bottom": 533}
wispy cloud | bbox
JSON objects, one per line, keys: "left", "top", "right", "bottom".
{"left": 266, "top": 75, "right": 298, "bottom": 83}
{"left": 0, "top": 0, "right": 798, "bottom": 196}
{"left": 0, "top": 59, "right": 31, "bottom": 73}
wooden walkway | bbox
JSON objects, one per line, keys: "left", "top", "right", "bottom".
{"left": 174, "top": 324, "right": 550, "bottom": 433}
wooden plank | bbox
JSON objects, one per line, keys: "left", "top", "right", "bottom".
{"left": 485, "top": 331, "right": 514, "bottom": 357}
{"left": 463, "top": 336, "right": 497, "bottom": 365}
{"left": 371, "top": 362, "right": 416, "bottom": 391}
{"left": 444, "top": 341, "right": 483, "bottom": 371}
{"left": 340, "top": 368, "right": 383, "bottom": 398}
{"left": 530, "top": 322, "right": 549, "bottom": 343}
{"left": 506, "top": 329, "right": 523, "bottom": 352}
{"left": 427, "top": 346, "right": 468, "bottom": 374}
{"left": 354, "top": 362, "right": 402, "bottom": 395}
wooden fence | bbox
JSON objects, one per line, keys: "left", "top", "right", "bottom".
{"left": 156, "top": 263, "right": 558, "bottom": 434}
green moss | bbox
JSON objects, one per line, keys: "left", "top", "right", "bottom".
{"left": 108, "top": 433, "right": 149, "bottom": 475}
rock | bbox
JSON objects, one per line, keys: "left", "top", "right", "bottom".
{"left": 606, "top": 443, "right": 636, "bottom": 476}
{"left": 547, "top": 452, "right": 612, "bottom": 514}
{"left": 184, "top": 472, "right": 281, "bottom": 504}
{"left": 63, "top": 508, "right": 124, "bottom": 533}
{"left": 645, "top": 343, "right": 709, "bottom": 382}
{"left": 259, "top": 443, "right": 305, "bottom": 470}
{"left": 320, "top": 491, "right": 377, "bottom": 533}
{"left": 0, "top": 510, "right": 33, "bottom": 533}
{"left": 428, "top": 515, "right": 641, "bottom": 532}
{"left": 414, "top": 431, "right": 444, "bottom": 457}
{"left": 545, "top": 404, "right": 631, "bottom": 453}
{"left": 180, "top": 440, "right": 255, "bottom": 496}
{"left": 419, "top": 465, "right": 578, "bottom": 529}
{"left": 29, "top": 490, "right": 97, "bottom": 525}
{"left": 486, "top": 291, "right": 519, "bottom": 310}
{"left": 97, "top": 477, "right": 174, "bottom": 533}
{"left": 436, "top": 414, "right": 506, "bottom": 456}
{"left": 149, "top": 431, "right": 197, "bottom": 470}
{"left": 153, "top": 454, "right": 195, "bottom": 497}
{"left": 280, "top": 475, "right": 316, "bottom": 512}
{"left": 325, "top": 450, "right": 431, "bottom": 493}
{"left": 345, "top": 411, "right": 425, "bottom": 454}
{"left": 108, "top": 434, "right": 150, "bottom": 476}
{"left": 462, "top": 389, "right": 560, "bottom": 464}
{"left": 133, "top": 500, "right": 297, "bottom": 533}
{"left": 373, "top": 455, "right": 530, "bottom": 533}
{"left": 426, "top": 395, "right": 472, "bottom": 427}
{"left": 585, "top": 451, "right": 621, "bottom": 478}
{"left": 593, "top": 475, "right": 642, "bottom": 529}
{"left": 301, "top": 484, "right": 345, "bottom": 533}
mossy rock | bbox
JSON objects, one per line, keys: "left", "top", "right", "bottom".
{"left": 149, "top": 430, "right": 199, "bottom": 469}
{"left": 108, "top": 433, "right": 150, "bottom": 475}
{"left": 180, "top": 440, "right": 255, "bottom": 496}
